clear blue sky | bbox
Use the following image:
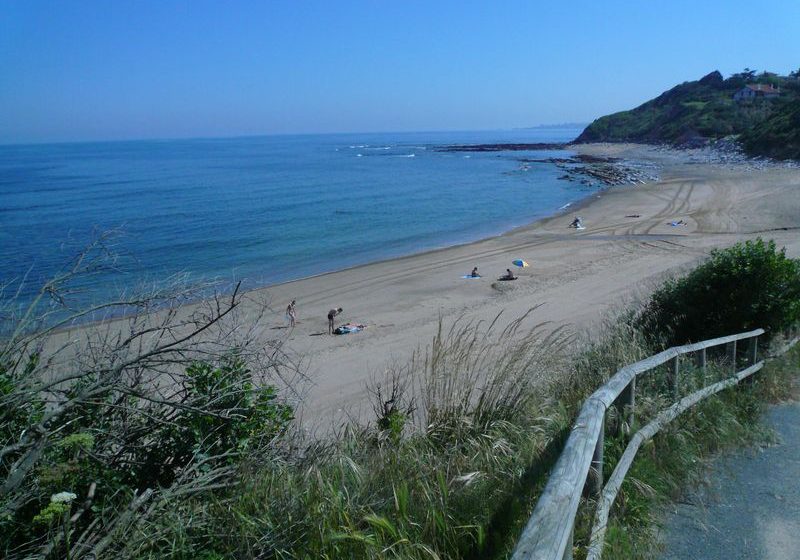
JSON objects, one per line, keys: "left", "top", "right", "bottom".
{"left": 1, "top": 0, "right": 798, "bottom": 143}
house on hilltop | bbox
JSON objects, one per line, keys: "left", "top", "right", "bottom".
{"left": 733, "top": 83, "right": 781, "bottom": 102}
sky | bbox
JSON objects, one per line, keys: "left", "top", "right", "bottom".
{"left": 1, "top": 0, "right": 798, "bottom": 144}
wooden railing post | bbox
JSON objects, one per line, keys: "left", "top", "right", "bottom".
{"left": 616, "top": 378, "right": 635, "bottom": 436}
{"left": 695, "top": 347, "right": 707, "bottom": 372}
{"left": 588, "top": 415, "right": 605, "bottom": 497}
{"left": 749, "top": 335, "right": 758, "bottom": 365}
{"left": 668, "top": 356, "right": 680, "bottom": 398}
{"left": 742, "top": 335, "right": 759, "bottom": 385}
{"left": 727, "top": 341, "right": 737, "bottom": 374}
{"left": 695, "top": 347, "right": 708, "bottom": 386}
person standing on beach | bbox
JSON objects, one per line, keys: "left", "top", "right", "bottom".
{"left": 286, "top": 300, "right": 297, "bottom": 328}
{"left": 328, "top": 307, "right": 343, "bottom": 335}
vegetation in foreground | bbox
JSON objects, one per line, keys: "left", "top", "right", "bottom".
{"left": 1, "top": 237, "right": 799, "bottom": 559}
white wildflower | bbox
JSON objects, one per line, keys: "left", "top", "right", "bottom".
{"left": 50, "top": 492, "right": 77, "bottom": 504}
{"left": 452, "top": 471, "right": 482, "bottom": 486}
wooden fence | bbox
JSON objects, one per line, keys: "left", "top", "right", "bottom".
{"left": 511, "top": 328, "right": 765, "bottom": 560}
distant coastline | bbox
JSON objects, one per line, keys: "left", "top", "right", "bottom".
{"left": 515, "top": 122, "right": 590, "bottom": 130}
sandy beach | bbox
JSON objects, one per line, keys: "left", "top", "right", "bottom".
{"left": 44, "top": 143, "right": 800, "bottom": 429}
{"left": 241, "top": 143, "right": 800, "bottom": 425}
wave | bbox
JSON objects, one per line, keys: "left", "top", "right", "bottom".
{"left": 394, "top": 154, "right": 415, "bottom": 158}
{"left": 559, "top": 202, "right": 572, "bottom": 209}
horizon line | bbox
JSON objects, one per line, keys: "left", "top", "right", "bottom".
{"left": 0, "top": 124, "right": 589, "bottom": 149}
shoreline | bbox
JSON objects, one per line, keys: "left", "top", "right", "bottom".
{"left": 50, "top": 143, "right": 644, "bottom": 332}
{"left": 193, "top": 139, "right": 797, "bottom": 301}
{"left": 178, "top": 146, "right": 664, "bottom": 296}
{"left": 259, "top": 143, "right": 800, "bottom": 425}
{"left": 45, "top": 143, "right": 800, "bottom": 428}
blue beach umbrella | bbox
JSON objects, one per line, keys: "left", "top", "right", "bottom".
{"left": 512, "top": 259, "right": 529, "bottom": 268}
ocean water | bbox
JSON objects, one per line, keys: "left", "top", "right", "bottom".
{"left": 0, "top": 128, "right": 588, "bottom": 312}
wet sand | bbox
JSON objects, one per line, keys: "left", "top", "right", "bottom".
{"left": 257, "top": 144, "right": 800, "bottom": 425}
{"left": 47, "top": 144, "right": 800, "bottom": 429}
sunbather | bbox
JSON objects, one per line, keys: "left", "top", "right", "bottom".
{"left": 500, "top": 268, "right": 517, "bottom": 281}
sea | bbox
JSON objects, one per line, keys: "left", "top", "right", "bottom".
{"left": 0, "top": 128, "right": 590, "bottom": 315}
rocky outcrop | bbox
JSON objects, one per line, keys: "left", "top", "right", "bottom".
{"left": 518, "top": 154, "right": 659, "bottom": 187}
{"left": 436, "top": 143, "right": 567, "bottom": 152}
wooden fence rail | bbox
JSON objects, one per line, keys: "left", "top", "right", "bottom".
{"left": 511, "top": 328, "right": 765, "bottom": 560}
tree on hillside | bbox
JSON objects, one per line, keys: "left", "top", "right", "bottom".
{"left": 790, "top": 67, "right": 800, "bottom": 79}
{"left": 734, "top": 67, "right": 757, "bottom": 80}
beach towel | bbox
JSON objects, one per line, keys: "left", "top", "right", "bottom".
{"left": 462, "top": 275, "right": 482, "bottom": 279}
{"left": 334, "top": 323, "right": 366, "bottom": 335}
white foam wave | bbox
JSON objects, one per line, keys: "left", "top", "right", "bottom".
{"left": 559, "top": 203, "right": 572, "bottom": 209}
{"left": 394, "top": 154, "right": 415, "bottom": 158}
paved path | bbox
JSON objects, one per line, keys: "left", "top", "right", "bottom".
{"left": 659, "top": 400, "right": 800, "bottom": 560}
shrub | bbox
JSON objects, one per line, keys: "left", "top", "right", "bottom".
{"left": 638, "top": 239, "right": 800, "bottom": 347}
{"left": 0, "top": 252, "right": 296, "bottom": 559}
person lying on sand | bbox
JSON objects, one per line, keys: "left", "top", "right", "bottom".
{"left": 333, "top": 323, "right": 367, "bottom": 335}
{"left": 500, "top": 268, "right": 517, "bottom": 281}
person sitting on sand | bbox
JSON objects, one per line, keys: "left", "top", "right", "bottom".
{"left": 569, "top": 216, "right": 583, "bottom": 229}
{"left": 328, "top": 307, "right": 343, "bottom": 335}
{"left": 470, "top": 267, "right": 480, "bottom": 278}
{"left": 501, "top": 268, "right": 517, "bottom": 281}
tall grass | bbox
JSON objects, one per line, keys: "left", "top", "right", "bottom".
{"left": 95, "top": 310, "right": 662, "bottom": 560}
{"left": 4, "top": 237, "right": 797, "bottom": 559}
{"left": 108, "top": 312, "right": 583, "bottom": 559}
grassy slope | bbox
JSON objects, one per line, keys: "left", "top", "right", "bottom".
{"left": 576, "top": 71, "right": 800, "bottom": 160}
{"left": 740, "top": 96, "right": 800, "bottom": 160}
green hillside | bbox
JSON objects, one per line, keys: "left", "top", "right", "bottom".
{"left": 740, "top": 97, "right": 800, "bottom": 159}
{"left": 576, "top": 70, "right": 800, "bottom": 160}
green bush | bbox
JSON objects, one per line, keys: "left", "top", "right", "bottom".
{"left": 638, "top": 239, "right": 800, "bottom": 347}
{"left": 0, "top": 354, "right": 292, "bottom": 558}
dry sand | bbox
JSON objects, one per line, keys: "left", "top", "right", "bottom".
{"left": 46, "top": 144, "right": 800, "bottom": 429}
{"left": 253, "top": 144, "right": 800, "bottom": 425}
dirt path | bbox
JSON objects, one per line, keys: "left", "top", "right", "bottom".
{"left": 658, "top": 399, "right": 800, "bottom": 559}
